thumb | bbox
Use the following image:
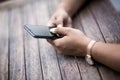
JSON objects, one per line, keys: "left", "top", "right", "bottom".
{"left": 56, "top": 16, "right": 64, "bottom": 27}
{"left": 50, "top": 27, "right": 68, "bottom": 36}
{"left": 47, "top": 20, "right": 56, "bottom": 27}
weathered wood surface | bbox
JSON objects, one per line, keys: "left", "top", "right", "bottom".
{"left": 0, "top": 10, "right": 8, "bottom": 80}
{"left": 0, "top": 0, "right": 120, "bottom": 80}
{"left": 23, "top": 4, "right": 43, "bottom": 80}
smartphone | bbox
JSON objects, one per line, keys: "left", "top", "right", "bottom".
{"left": 24, "top": 25, "right": 61, "bottom": 39}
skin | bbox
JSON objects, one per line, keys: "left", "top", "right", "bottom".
{"left": 48, "top": 0, "right": 85, "bottom": 27}
{"left": 48, "top": 0, "right": 120, "bottom": 72}
{"left": 92, "top": 42, "right": 120, "bottom": 72}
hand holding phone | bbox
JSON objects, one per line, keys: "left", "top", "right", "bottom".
{"left": 24, "top": 25, "right": 61, "bottom": 39}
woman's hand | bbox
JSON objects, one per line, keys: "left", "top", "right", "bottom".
{"left": 48, "top": 8, "right": 72, "bottom": 27}
{"left": 48, "top": 27, "right": 91, "bottom": 56}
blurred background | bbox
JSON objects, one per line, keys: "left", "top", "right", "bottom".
{"left": 0, "top": 0, "right": 120, "bottom": 80}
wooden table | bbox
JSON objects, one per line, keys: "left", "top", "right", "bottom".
{"left": 0, "top": 0, "right": 120, "bottom": 80}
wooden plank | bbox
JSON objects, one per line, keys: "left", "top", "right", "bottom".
{"left": 79, "top": 8, "right": 104, "bottom": 80}
{"left": 89, "top": 0, "right": 120, "bottom": 80}
{"left": 72, "top": 10, "right": 101, "bottom": 80}
{"left": 46, "top": 0, "right": 60, "bottom": 17}
{"left": 110, "top": 0, "right": 120, "bottom": 13}
{"left": 39, "top": 39, "right": 62, "bottom": 80}
{"left": 22, "top": 3, "right": 43, "bottom": 80}
{"left": 0, "top": 0, "right": 35, "bottom": 10}
{"left": 80, "top": 9, "right": 104, "bottom": 41}
{"left": 104, "top": 0, "right": 120, "bottom": 30}
{"left": 90, "top": 0, "right": 120, "bottom": 43}
{"left": 57, "top": 56, "right": 81, "bottom": 80}
{"left": 33, "top": 2, "right": 62, "bottom": 80}
{"left": 9, "top": 8, "right": 25, "bottom": 80}
{"left": 47, "top": 0, "right": 82, "bottom": 80}
{"left": 0, "top": 11, "right": 8, "bottom": 80}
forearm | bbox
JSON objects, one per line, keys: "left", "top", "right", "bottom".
{"left": 58, "top": 0, "right": 86, "bottom": 16}
{"left": 92, "top": 42, "right": 120, "bottom": 72}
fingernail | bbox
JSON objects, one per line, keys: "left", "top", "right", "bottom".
{"left": 50, "top": 28, "right": 57, "bottom": 33}
{"left": 57, "top": 24, "right": 63, "bottom": 28}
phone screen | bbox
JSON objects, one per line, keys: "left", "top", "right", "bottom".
{"left": 24, "top": 25, "right": 60, "bottom": 39}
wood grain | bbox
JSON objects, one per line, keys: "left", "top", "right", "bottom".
{"left": 0, "top": 10, "right": 8, "bottom": 80}
{"left": 47, "top": 0, "right": 82, "bottom": 80}
{"left": 33, "top": 2, "right": 62, "bottom": 80}
{"left": 90, "top": 0, "right": 120, "bottom": 80}
{"left": 0, "top": 0, "right": 119, "bottom": 80}
{"left": 72, "top": 10, "right": 101, "bottom": 80}
{"left": 0, "top": 0, "right": 35, "bottom": 10}
{"left": 79, "top": 7, "right": 103, "bottom": 80}
{"left": 23, "top": 4, "right": 43, "bottom": 80}
{"left": 9, "top": 8, "right": 25, "bottom": 80}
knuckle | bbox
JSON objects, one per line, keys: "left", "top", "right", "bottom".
{"left": 56, "top": 43, "right": 61, "bottom": 48}
{"left": 66, "top": 28, "right": 72, "bottom": 33}
{"left": 56, "top": 27, "right": 61, "bottom": 31}
{"left": 51, "top": 16, "right": 56, "bottom": 21}
{"left": 56, "top": 20, "right": 63, "bottom": 25}
{"left": 54, "top": 41, "right": 61, "bottom": 48}
{"left": 68, "top": 17, "right": 72, "bottom": 22}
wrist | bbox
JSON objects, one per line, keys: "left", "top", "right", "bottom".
{"left": 91, "top": 42, "right": 102, "bottom": 60}
{"left": 83, "top": 37, "right": 91, "bottom": 56}
{"left": 85, "top": 40, "right": 97, "bottom": 65}
{"left": 58, "top": 3, "right": 73, "bottom": 17}
{"left": 78, "top": 37, "right": 91, "bottom": 56}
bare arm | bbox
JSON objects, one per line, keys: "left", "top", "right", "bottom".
{"left": 48, "top": 0, "right": 86, "bottom": 27}
{"left": 49, "top": 27, "right": 120, "bottom": 72}
{"left": 53, "top": 0, "right": 120, "bottom": 72}
{"left": 92, "top": 42, "right": 120, "bottom": 72}
{"left": 58, "top": 0, "right": 86, "bottom": 16}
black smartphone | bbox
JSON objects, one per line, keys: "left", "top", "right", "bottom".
{"left": 24, "top": 25, "right": 61, "bottom": 39}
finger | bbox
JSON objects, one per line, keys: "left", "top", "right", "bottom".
{"left": 50, "top": 27, "right": 67, "bottom": 35}
{"left": 55, "top": 27, "right": 68, "bottom": 36}
{"left": 56, "top": 16, "right": 64, "bottom": 27}
{"left": 53, "top": 36, "right": 67, "bottom": 48}
{"left": 47, "top": 16, "right": 57, "bottom": 27}
{"left": 57, "top": 24, "right": 63, "bottom": 28}
{"left": 50, "top": 27, "right": 67, "bottom": 36}
{"left": 49, "top": 28, "right": 57, "bottom": 34}
{"left": 47, "top": 20, "right": 56, "bottom": 27}
{"left": 65, "top": 17, "right": 72, "bottom": 27}
{"left": 47, "top": 39, "right": 54, "bottom": 45}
